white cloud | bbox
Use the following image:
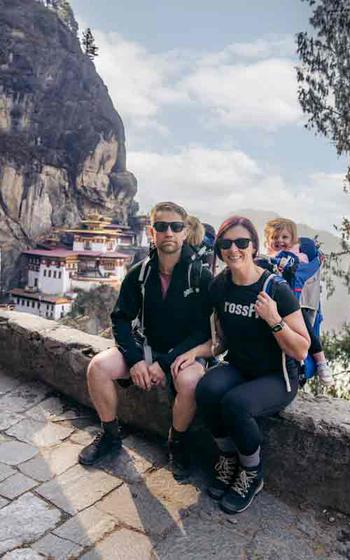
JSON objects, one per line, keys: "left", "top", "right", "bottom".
{"left": 91, "top": 29, "right": 300, "bottom": 135}
{"left": 93, "top": 30, "right": 189, "bottom": 132}
{"left": 180, "top": 58, "right": 301, "bottom": 130}
{"left": 129, "top": 146, "right": 348, "bottom": 233}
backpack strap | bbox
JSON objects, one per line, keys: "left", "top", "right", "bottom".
{"left": 137, "top": 257, "right": 152, "bottom": 336}
{"left": 184, "top": 257, "right": 203, "bottom": 297}
{"left": 262, "top": 272, "right": 291, "bottom": 393}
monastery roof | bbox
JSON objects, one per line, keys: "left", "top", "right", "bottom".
{"left": 23, "top": 249, "right": 129, "bottom": 259}
{"left": 11, "top": 288, "right": 72, "bottom": 304}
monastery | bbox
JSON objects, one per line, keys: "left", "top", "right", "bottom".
{"left": 10, "top": 214, "right": 150, "bottom": 320}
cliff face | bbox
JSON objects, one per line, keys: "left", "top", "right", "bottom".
{"left": 0, "top": 0, "right": 137, "bottom": 289}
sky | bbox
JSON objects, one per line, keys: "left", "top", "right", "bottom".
{"left": 69, "top": 0, "right": 349, "bottom": 233}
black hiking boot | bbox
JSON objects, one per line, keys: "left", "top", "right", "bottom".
{"left": 220, "top": 464, "right": 264, "bottom": 514}
{"left": 168, "top": 431, "right": 191, "bottom": 481}
{"left": 78, "top": 431, "right": 122, "bottom": 466}
{"left": 207, "top": 452, "right": 238, "bottom": 501}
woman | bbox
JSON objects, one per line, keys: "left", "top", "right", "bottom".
{"left": 171, "top": 216, "right": 310, "bottom": 514}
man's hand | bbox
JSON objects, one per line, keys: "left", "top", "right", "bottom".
{"left": 148, "top": 361, "right": 166, "bottom": 388}
{"left": 130, "top": 360, "right": 152, "bottom": 391}
{"left": 171, "top": 349, "right": 197, "bottom": 379}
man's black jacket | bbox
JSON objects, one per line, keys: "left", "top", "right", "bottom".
{"left": 110, "top": 245, "right": 212, "bottom": 372}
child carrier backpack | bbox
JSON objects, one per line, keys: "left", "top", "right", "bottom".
{"left": 258, "top": 237, "right": 324, "bottom": 385}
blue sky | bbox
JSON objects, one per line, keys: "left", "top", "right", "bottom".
{"left": 70, "top": 0, "right": 349, "bottom": 232}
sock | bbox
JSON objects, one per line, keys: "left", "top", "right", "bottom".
{"left": 102, "top": 419, "right": 120, "bottom": 439}
{"left": 214, "top": 436, "right": 236, "bottom": 454}
{"left": 238, "top": 446, "right": 260, "bottom": 469}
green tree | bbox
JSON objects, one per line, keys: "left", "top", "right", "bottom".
{"left": 296, "top": 0, "right": 350, "bottom": 290}
{"left": 82, "top": 28, "right": 99, "bottom": 60}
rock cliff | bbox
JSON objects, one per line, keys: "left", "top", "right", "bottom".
{"left": 0, "top": 0, "right": 137, "bottom": 289}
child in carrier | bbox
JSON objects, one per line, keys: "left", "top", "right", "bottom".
{"left": 186, "top": 216, "right": 216, "bottom": 270}
{"left": 264, "top": 218, "right": 333, "bottom": 386}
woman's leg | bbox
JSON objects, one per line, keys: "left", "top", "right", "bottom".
{"left": 221, "top": 373, "right": 298, "bottom": 456}
{"left": 195, "top": 362, "right": 246, "bottom": 436}
{"left": 219, "top": 373, "right": 298, "bottom": 514}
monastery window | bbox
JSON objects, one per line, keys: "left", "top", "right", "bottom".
{"left": 58, "top": 271, "right": 62, "bottom": 279}
{"left": 43, "top": 269, "right": 47, "bottom": 277}
{"left": 53, "top": 271, "right": 57, "bottom": 278}
{"left": 48, "top": 270, "right": 51, "bottom": 278}
{"left": 26, "top": 301, "right": 29, "bottom": 307}
{"left": 37, "top": 302, "right": 40, "bottom": 309}
{"left": 84, "top": 241, "right": 91, "bottom": 250}
{"left": 31, "top": 301, "right": 35, "bottom": 308}
{"left": 34, "top": 278, "right": 38, "bottom": 287}
{"left": 46, "top": 304, "right": 49, "bottom": 310}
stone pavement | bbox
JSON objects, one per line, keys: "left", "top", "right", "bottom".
{"left": 0, "top": 369, "right": 349, "bottom": 560}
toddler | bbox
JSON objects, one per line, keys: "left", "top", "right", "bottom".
{"left": 264, "top": 218, "right": 332, "bottom": 386}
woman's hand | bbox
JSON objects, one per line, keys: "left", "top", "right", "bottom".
{"left": 171, "top": 349, "right": 197, "bottom": 379}
{"left": 255, "top": 291, "right": 281, "bottom": 326}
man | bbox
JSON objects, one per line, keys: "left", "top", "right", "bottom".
{"left": 78, "top": 201, "right": 212, "bottom": 478}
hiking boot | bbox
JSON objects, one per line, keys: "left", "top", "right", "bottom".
{"left": 168, "top": 436, "right": 191, "bottom": 481}
{"left": 78, "top": 431, "right": 122, "bottom": 466}
{"left": 207, "top": 452, "right": 238, "bottom": 500}
{"left": 220, "top": 464, "right": 264, "bottom": 514}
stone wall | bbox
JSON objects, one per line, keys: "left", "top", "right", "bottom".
{"left": 0, "top": 310, "right": 349, "bottom": 515}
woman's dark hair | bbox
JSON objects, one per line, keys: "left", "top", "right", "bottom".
{"left": 215, "top": 215, "right": 259, "bottom": 260}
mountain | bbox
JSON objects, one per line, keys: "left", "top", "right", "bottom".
{"left": 0, "top": 0, "right": 137, "bottom": 289}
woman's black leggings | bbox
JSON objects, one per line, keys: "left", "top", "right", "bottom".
{"left": 196, "top": 363, "right": 298, "bottom": 456}
{"left": 302, "top": 308, "right": 322, "bottom": 354}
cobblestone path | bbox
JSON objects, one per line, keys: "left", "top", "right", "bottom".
{"left": 0, "top": 369, "right": 349, "bottom": 559}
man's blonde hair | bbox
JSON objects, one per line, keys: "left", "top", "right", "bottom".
{"left": 264, "top": 218, "right": 298, "bottom": 247}
{"left": 150, "top": 201, "right": 188, "bottom": 224}
{"left": 186, "top": 216, "right": 205, "bottom": 246}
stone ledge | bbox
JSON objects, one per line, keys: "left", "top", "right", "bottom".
{"left": 0, "top": 310, "right": 349, "bottom": 515}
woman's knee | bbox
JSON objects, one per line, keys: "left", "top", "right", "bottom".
{"left": 221, "top": 392, "right": 251, "bottom": 423}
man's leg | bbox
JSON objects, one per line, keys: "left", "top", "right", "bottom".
{"left": 172, "top": 360, "right": 204, "bottom": 431}
{"left": 168, "top": 361, "right": 204, "bottom": 479}
{"left": 79, "top": 347, "right": 130, "bottom": 465}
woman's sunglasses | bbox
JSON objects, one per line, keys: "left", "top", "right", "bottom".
{"left": 153, "top": 221, "right": 185, "bottom": 233}
{"left": 217, "top": 237, "right": 251, "bottom": 250}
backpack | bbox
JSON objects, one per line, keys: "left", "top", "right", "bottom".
{"left": 261, "top": 270, "right": 318, "bottom": 388}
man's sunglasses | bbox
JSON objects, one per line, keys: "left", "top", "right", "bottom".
{"left": 217, "top": 237, "right": 251, "bottom": 250}
{"left": 152, "top": 221, "right": 185, "bottom": 233}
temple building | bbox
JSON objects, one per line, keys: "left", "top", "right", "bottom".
{"left": 10, "top": 213, "right": 150, "bottom": 319}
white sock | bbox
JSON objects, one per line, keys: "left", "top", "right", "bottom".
{"left": 238, "top": 446, "right": 260, "bottom": 468}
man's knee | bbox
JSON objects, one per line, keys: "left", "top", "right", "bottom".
{"left": 175, "top": 362, "right": 204, "bottom": 395}
{"left": 87, "top": 348, "right": 127, "bottom": 384}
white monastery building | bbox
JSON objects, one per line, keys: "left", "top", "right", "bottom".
{"left": 10, "top": 214, "right": 150, "bottom": 319}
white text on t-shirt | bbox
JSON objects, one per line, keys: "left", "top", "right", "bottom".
{"left": 224, "top": 301, "right": 258, "bottom": 319}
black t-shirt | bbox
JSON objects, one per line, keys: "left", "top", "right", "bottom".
{"left": 209, "top": 269, "right": 300, "bottom": 376}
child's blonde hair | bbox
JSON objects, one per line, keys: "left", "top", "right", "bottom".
{"left": 264, "top": 218, "right": 298, "bottom": 248}
{"left": 186, "top": 215, "right": 205, "bottom": 247}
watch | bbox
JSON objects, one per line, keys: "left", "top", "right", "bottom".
{"left": 271, "top": 320, "right": 285, "bottom": 333}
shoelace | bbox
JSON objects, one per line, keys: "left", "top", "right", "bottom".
{"left": 231, "top": 468, "right": 258, "bottom": 497}
{"left": 215, "top": 455, "right": 236, "bottom": 484}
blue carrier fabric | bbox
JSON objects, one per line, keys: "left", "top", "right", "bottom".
{"left": 258, "top": 237, "right": 323, "bottom": 383}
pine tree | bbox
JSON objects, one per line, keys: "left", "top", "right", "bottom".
{"left": 82, "top": 28, "right": 98, "bottom": 60}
